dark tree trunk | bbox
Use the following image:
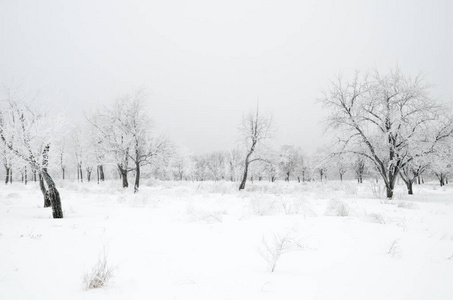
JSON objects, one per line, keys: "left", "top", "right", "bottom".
{"left": 134, "top": 163, "right": 140, "bottom": 193}
{"left": 340, "top": 173, "right": 343, "bottom": 182}
{"left": 99, "top": 165, "right": 105, "bottom": 181}
{"left": 118, "top": 165, "right": 128, "bottom": 188}
{"left": 41, "top": 170, "right": 63, "bottom": 218}
{"left": 39, "top": 173, "right": 51, "bottom": 208}
{"left": 79, "top": 166, "right": 83, "bottom": 183}
{"left": 24, "top": 166, "right": 27, "bottom": 185}
{"left": 87, "top": 170, "right": 91, "bottom": 182}
{"left": 62, "top": 167, "right": 65, "bottom": 180}
{"left": 32, "top": 169, "right": 37, "bottom": 182}
{"left": 285, "top": 172, "right": 290, "bottom": 182}
{"left": 407, "top": 181, "right": 413, "bottom": 195}
{"left": 239, "top": 162, "right": 249, "bottom": 190}
{"left": 386, "top": 185, "right": 393, "bottom": 198}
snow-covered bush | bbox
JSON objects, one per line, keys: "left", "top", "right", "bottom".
{"left": 368, "top": 181, "right": 385, "bottom": 199}
{"left": 386, "top": 239, "right": 401, "bottom": 258}
{"left": 397, "top": 201, "right": 417, "bottom": 209}
{"left": 325, "top": 199, "right": 349, "bottom": 217}
{"left": 83, "top": 247, "right": 114, "bottom": 290}
{"left": 366, "top": 212, "right": 386, "bottom": 224}
{"left": 342, "top": 183, "right": 358, "bottom": 195}
{"left": 258, "top": 231, "right": 303, "bottom": 272}
{"left": 185, "top": 202, "right": 225, "bottom": 223}
{"left": 248, "top": 196, "right": 277, "bottom": 216}
{"left": 280, "top": 198, "right": 302, "bottom": 215}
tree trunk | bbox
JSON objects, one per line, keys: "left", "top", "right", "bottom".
{"left": 24, "top": 166, "right": 27, "bottom": 185}
{"left": 386, "top": 185, "right": 393, "bottom": 199}
{"left": 134, "top": 163, "right": 140, "bottom": 193}
{"left": 79, "top": 166, "right": 83, "bottom": 183}
{"left": 39, "top": 173, "right": 51, "bottom": 208}
{"left": 407, "top": 181, "right": 413, "bottom": 195}
{"left": 118, "top": 165, "right": 128, "bottom": 188}
{"left": 239, "top": 162, "right": 249, "bottom": 190}
{"left": 99, "top": 165, "right": 105, "bottom": 181}
{"left": 87, "top": 170, "right": 91, "bottom": 182}
{"left": 5, "top": 167, "right": 10, "bottom": 184}
{"left": 62, "top": 167, "right": 65, "bottom": 180}
{"left": 41, "top": 170, "right": 63, "bottom": 218}
{"left": 340, "top": 173, "right": 343, "bottom": 182}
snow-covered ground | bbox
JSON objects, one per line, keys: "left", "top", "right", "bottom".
{"left": 1, "top": 180, "right": 453, "bottom": 299}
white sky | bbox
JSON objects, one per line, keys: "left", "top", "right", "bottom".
{"left": 1, "top": 0, "right": 452, "bottom": 154}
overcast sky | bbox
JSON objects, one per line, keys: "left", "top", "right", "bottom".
{"left": 1, "top": 0, "right": 452, "bottom": 154}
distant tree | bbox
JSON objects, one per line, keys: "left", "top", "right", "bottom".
{"left": 171, "top": 146, "right": 193, "bottom": 181}
{"left": 278, "top": 145, "right": 300, "bottom": 182}
{"left": 353, "top": 156, "right": 366, "bottom": 183}
{"left": 88, "top": 91, "right": 171, "bottom": 191}
{"left": 206, "top": 151, "right": 226, "bottom": 181}
{"left": 226, "top": 148, "right": 243, "bottom": 182}
{"left": 322, "top": 68, "right": 453, "bottom": 198}
{"left": 312, "top": 149, "right": 329, "bottom": 182}
{"left": 238, "top": 105, "right": 273, "bottom": 190}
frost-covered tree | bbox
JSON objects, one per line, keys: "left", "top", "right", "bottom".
{"left": 238, "top": 105, "right": 273, "bottom": 190}
{"left": 322, "top": 68, "right": 453, "bottom": 198}
{"left": 171, "top": 146, "right": 193, "bottom": 181}
{"left": 226, "top": 148, "right": 243, "bottom": 182}
{"left": 312, "top": 149, "right": 329, "bottom": 182}
{"left": 429, "top": 138, "right": 453, "bottom": 186}
{"left": 278, "top": 145, "right": 300, "bottom": 182}
{"left": 206, "top": 151, "right": 226, "bottom": 181}
{"left": 88, "top": 91, "right": 171, "bottom": 192}
{"left": 0, "top": 91, "right": 63, "bottom": 218}
{"left": 399, "top": 155, "right": 430, "bottom": 194}
{"left": 353, "top": 156, "right": 366, "bottom": 183}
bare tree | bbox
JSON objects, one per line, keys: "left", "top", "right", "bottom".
{"left": 206, "top": 151, "right": 226, "bottom": 181}
{"left": 89, "top": 91, "right": 171, "bottom": 192}
{"left": 399, "top": 157, "right": 430, "bottom": 194}
{"left": 238, "top": 105, "right": 273, "bottom": 190}
{"left": 0, "top": 92, "right": 63, "bottom": 218}
{"left": 322, "top": 68, "right": 453, "bottom": 198}
{"left": 353, "top": 156, "right": 366, "bottom": 183}
{"left": 278, "top": 145, "right": 300, "bottom": 182}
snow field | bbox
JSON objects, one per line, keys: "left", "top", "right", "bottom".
{"left": 1, "top": 180, "right": 453, "bottom": 299}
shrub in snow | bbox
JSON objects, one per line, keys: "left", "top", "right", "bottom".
{"left": 342, "top": 183, "right": 358, "bottom": 195}
{"left": 280, "top": 198, "right": 302, "bottom": 215}
{"left": 367, "top": 212, "right": 386, "bottom": 224}
{"left": 185, "top": 203, "right": 225, "bottom": 223}
{"left": 83, "top": 247, "right": 114, "bottom": 290}
{"left": 258, "top": 231, "right": 303, "bottom": 272}
{"left": 386, "top": 239, "right": 401, "bottom": 258}
{"left": 396, "top": 201, "right": 417, "bottom": 209}
{"left": 368, "top": 181, "right": 385, "bottom": 199}
{"left": 248, "top": 196, "right": 277, "bottom": 216}
{"left": 325, "top": 199, "right": 349, "bottom": 217}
